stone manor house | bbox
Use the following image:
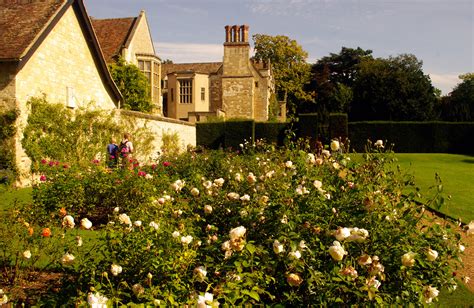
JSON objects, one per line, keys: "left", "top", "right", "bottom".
{"left": 0, "top": 0, "right": 277, "bottom": 181}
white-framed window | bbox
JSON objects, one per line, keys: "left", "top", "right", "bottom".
{"left": 137, "top": 56, "right": 161, "bottom": 107}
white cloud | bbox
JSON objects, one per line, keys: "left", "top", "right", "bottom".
{"left": 155, "top": 42, "right": 223, "bottom": 63}
{"left": 428, "top": 72, "right": 461, "bottom": 95}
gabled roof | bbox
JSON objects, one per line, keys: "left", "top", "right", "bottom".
{"left": 0, "top": 0, "right": 122, "bottom": 105}
{"left": 91, "top": 17, "right": 136, "bottom": 63}
{"left": 0, "top": 0, "right": 66, "bottom": 60}
{"left": 162, "top": 62, "right": 222, "bottom": 77}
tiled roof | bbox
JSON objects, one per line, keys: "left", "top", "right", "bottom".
{"left": 0, "top": 0, "right": 65, "bottom": 60}
{"left": 162, "top": 62, "right": 222, "bottom": 77}
{"left": 91, "top": 17, "right": 136, "bottom": 63}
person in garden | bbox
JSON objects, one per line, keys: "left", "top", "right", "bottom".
{"left": 119, "top": 133, "right": 134, "bottom": 168}
{"left": 106, "top": 137, "right": 119, "bottom": 168}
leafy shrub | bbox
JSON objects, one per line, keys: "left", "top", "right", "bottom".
{"left": 12, "top": 140, "right": 466, "bottom": 306}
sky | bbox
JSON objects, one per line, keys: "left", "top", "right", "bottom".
{"left": 84, "top": 0, "right": 473, "bottom": 95}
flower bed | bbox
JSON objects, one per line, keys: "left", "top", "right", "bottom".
{"left": 0, "top": 141, "right": 466, "bottom": 305}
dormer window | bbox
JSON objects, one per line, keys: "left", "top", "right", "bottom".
{"left": 137, "top": 55, "right": 161, "bottom": 109}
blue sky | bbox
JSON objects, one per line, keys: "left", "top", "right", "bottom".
{"left": 84, "top": 0, "right": 473, "bottom": 95}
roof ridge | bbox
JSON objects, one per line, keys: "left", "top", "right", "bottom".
{"left": 90, "top": 16, "right": 136, "bottom": 21}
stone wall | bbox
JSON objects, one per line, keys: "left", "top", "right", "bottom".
{"left": 222, "top": 77, "right": 254, "bottom": 119}
{"left": 0, "top": 62, "right": 16, "bottom": 111}
{"left": 118, "top": 110, "right": 196, "bottom": 161}
{"left": 123, "top": 11, "right": 155, "bottom": 64}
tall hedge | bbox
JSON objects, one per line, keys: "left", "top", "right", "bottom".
{"left": 196, "top": 122, "right": 225, "bottom": 149}
{"left": 255, "top": 122, "right": 288, "bottom": 146}
{"left": 224, "top": 120, "right": 255, "bottom": 149}
{"left": 349, "top": 121, "right": 474, "bottom": 154}
{"left": 329, "top": 113, "right": 348, "bottom": 140}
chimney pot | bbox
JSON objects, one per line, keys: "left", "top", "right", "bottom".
{"left": 232, "top": 25, "right": 239, "bottom": 42}
{"left": 225, "top": 25, "right": 231, "bottom": 43}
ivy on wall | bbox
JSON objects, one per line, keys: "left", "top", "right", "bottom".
{"left": 22, "top": 96, "right": 155, "bottom": 172}
{"left": 0, "top": 108, "right": 18, "bottom": 179}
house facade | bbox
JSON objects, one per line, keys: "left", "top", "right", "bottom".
{"left": 162, "top": 25, "right": 278, "bottom": 122}
{"left": 91, "top": 11, "right": 162, "bottom": 115}
{"left": 0, "top": 0, "right": 122, "bottom": 181}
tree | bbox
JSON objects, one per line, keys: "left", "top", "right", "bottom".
{"left": 109, "top": 58, "right": 152, "bottom": 112}
{"left": 306, "top": 47, "right": 372, "bottom": 114}
{"left": 350, "top": 54, "right": 438, "bottom": 121}
{"left": 252, "top": 34, "right": 312, "bottom": 116}
{"left": 440, "top": 73, "right": 474, "bottom": 121}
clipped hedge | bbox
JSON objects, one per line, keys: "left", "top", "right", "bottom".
{"left": 196, "top": 122, "right": 225, "bottom": 149}
{"left": 329, "top": 113, "right": 348, "bottom": 141}
{"left": 255, "top": 122, "right": 288, "bottom": 146}
{"left": 297, "top": 113, "right": 319, "bottom": 140}
{"left": 224, "top": 120, "right": 255, "bottom": 149}
{"left": 349, "top": 121, "right": 474, "bottom": 154}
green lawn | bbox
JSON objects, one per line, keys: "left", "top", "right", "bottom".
{"left": 0, "top": 186, "right": 32, "bottom": 211}
{"left": 395, "top": 153, "right": 474, "bottom": 223}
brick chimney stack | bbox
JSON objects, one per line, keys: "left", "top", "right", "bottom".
{"left": 224, "top": 24, "right": 250, "bottom": 44}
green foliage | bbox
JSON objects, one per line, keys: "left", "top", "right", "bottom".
{"left": 5, "top": 141, "right": 464, "bottom": 305}
{"left": 161, "top": 131, "right": 180, "bottom": 156}
{"left": 109, "top": 58, "right": 152, "bottom": 112}
{"left": 252, "top": 34, "right": 312, "bottom": 116}
{"left": 21, "top": 96, "right": 155, "bottom": 172}
{"left": 440, "top": 73, "right": 474, "bottom": 121}
{"left": 0, "top": 108, "right": 18, "bottom": 182}
{"left": 224, "top": 120, "right": 255, "bottom": 149}
{"left": 351, "top": 54, "right": 438, "bottom": 121}
{"left": 329, "top": 113, "right": 348, "bottom": 140}
{"left": 196, "top": 122, "right": 225, "bottom": 149}
{"left": 255, "top": 122, "right": 288, "bottom": 146}
{"left": 348, "top": 121, "right": 474, "bottom": 154}
{"left": 306, "top": 47, "right": 372, "bottom": 115}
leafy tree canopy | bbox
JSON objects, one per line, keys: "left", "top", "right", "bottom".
{"left": 109, "top": 58, "right": 152, "bottom": 112}
{"left": 252, "top": 34, "right": 312, "bottom": 116}
{"left": 350, "top": 54, "right": 438, "bottom": 121}
{"left": 440, "top": 72, "right": 474, "bottom": 121}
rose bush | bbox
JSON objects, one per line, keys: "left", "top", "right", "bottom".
{"left": 4, "top": 140, "right": 466, "bottom": 305}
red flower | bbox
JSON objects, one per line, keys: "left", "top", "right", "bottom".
{"left": 138, "top": 171, "right": 146, "bottom": 177}
{"left": 41, "top": 159, "right": 47, "bottom": 164}
{"left": 39, "top": 175, "right": 47, "bottom": 182}
{"left": 63, "top": 164, "right": 69, "bottom": 169}
{"left": 163, "top": 161, "right": 171, "bottom": 167}
{"left": 92, "top": 159, "right": 100, "bottom": 164}
{"left": 42, "top": 228, "right": 51, "bottom": 237}
{"left": 151, "top": 164, "right": 157, "bottom": 169}
{"left": 48, "top": 161, "right": 55, "bottom": 167}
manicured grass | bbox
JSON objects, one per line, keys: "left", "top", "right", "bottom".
{"left": 395, "top": 154, "right": 474, "bottom": 223}
{"left": 438, "top": 283, "right": 474, "bottom": 307}
{"left": 0, "top": 186, "right": 32, "bottom": 211}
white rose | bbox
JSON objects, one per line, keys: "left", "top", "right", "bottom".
{"left": 401, "top": 252, "right": 416, "bottom": 267}
{"left": 334, "top": 227, "right": 351, "bottom": 241}
{"left": 118, "top": 213, "right": 131, "bottom": 225}
{"left": 197, "top": 292, "right": 214, "bottom": 308}
{"left": 62, "top": 215, "right": 75, "bottom": 229}
{"left": 203, "top": 180, "right": 213, "bottom": 189}
{"left": 87, "top": 291, "right": 108, "bottom": 307}
{"left": 222, "top": 240, "right": 231, "bottom": 251}
{"left": 374, "top": 140, "right": 384, "bottom": 148}
{"left": 240, "top": 194, "right": 251, "bottom": 202}
{"left": 194, "top": 266, "right": 207, "bottom": 281}
{"left": 0, "top": 289, "right": 8, "bottom": 305}
{"left": 132, "top": 283, "right": 144, "bottom": 296}
{"left": 234, "top": 173, "right": 242, "bottom": 182}
{"left": 23, "top": 250, "right": 32, "bottom": 259}
{"left": 328, "top": 241, "right": 347, "bottom": 261}
{"left": 145, "top": 173, "right": 153, "bottom": 180}
{"left": 459, "top": 244, "right": 466, "bottom": 252}
{"left": 227, "top": 192, "right": 240, "bottom": 200}
{"left": 149, "top": 221, "right": 159, "bottom": 230}
{"left": 133, "top": 220, "right": 142, "bottom": 227}
{"left": 322, "top": 149, "right": 331, "bottom": 157}
{"left": 110, "top": 263, "right": 122, "bottom": 276}
{"left": 229, "top": 226, "right": 246, "bottom": 240}
{"left": 81, "top": 218, "right": 92, "bottom": 230}
{"left": 113, "top": 207, "right": 120, "bottom": 213}
{"left": 313, "top": 180, "right": 323, "bottom": 189}
{"left": 61, "top": 252, "right": 75, "bottom": 265}
{"left": 285, "top": 161, "right": 293, "bottom": 168}
{"left": 426, "top": 248, "right": 438, "bottom": 261}
{"left": 346, "top": 227, "right": 369, "bottom": 242}
{"left": 204, "top": 205, "right": 213, "bottom": 214}
{"left": 423, "top": 285, "right": 439, "bottom": 303}
{"left": 299, "top": 240, "right": 307, "bottom": 250}
{"left": 330, "top": 140, "right": 340, "bottom": 151}
{"left": 214, "top": 178, "right": 225, "bottom": 187}
{"left": 191, "top": 187, "right": 200, "bottom": 197}
{"left": 181, "top": 235, "right": 193, "bottom": 245}
{"left": 289, "top": 250, "right": 302, "bottom": 259}
{"left": 247, "top": 173, "right": 257, "bottom": 184}
{"left": 466, "top": 221, "right": 474, "bottom": 236}
{"left": 273, "top": 240, "right": 285, "bottom": 254}
{"left": 307, "top": 153, "right": 316, "bottom": 164}
{"left": 172, "top": 231, "right": 180, "bottom": 238}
